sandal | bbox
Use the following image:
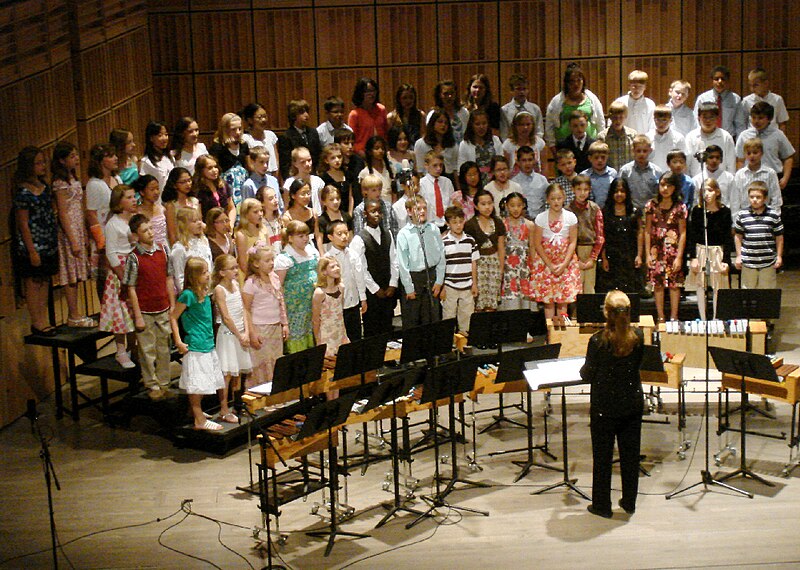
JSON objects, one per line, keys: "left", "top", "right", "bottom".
{"left": 68, "top": 316, "right": 97, "bottom": 328}
{"left": 194, "top": 419, "right": 223, "bottom": 431}
{"left": 219, "top": 412, "right": 238, "bottom": 424}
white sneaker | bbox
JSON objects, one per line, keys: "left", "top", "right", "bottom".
{"left": 116, "top": 352, "right": 135, "bottom": 369}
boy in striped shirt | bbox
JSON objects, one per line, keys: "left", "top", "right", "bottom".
{"left": 441, "top": 206, "right": 479, "bottom": 335}
{"left": 733, "top": 181, "right": 783, "bottom": 289}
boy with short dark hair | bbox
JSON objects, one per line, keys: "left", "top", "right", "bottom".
{"left": 579, "top": 141, "right": 616, "bottom": 208}
{"left": 666, "top": 150, "right": 696, "bottom": 206}
{"left": 735, "top": 101, "right": 794, "bottom": 189}
{"left": 556, "top": 110, "right": 595, "bottom": 173}
{"left": 691, "top": 144, "right": 735, "bottom": 207}
{"left": 733, "top": 181, "right": 783, "bottom": 289}
{"left": 742, "top": 68, "right": 789, "bottom": 131}
{"left": 554, "top": 148, "right": 579, "bottom": 207}
{"left": 499, "top": 73, "right": 544, "bottom": 141}
{"left": 685, "top": 102, "right": 736, "bottom": 176}
{"left": 613, "top": 69, "right": 655, "bottom": 135}
{"left": 334, "top": 127, "right": 365, "bottom": 206}
{"left": 731, "top": 138, "right": 782, "bottom": 216}
{"left": 566, "top": 175, "right": 604, "bottom": 294}
{"left": 441, "top": 206, "right": 478, "bottom": 335}
{"left": 512, "top": 145, "right": 549, "bottom": 217}
{"left": 618, "top": 134, "right": 662, "bottom": 209}
{"left": 317, "top": 96, "right": 352, "bottom": 147}
{"left": 648, "top": 105, "right": 687, "bottom": 173}
{"left": 122, "top": 214, "right": 175, "bottom": 401}
{"left": 597, "top": 101, "right": 637, "bottom": 170}
{"left": 278, "top": 99, "right": 323, "bottom": 178}
{"left": 693, "top": 65, "right": 747, "bottom": 139}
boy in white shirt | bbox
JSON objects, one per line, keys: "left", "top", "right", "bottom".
{"left": 647, "top": 105, "right": 687, "bottom": 173}
{"left": 685, "top": 102, "right": 736, "bottom": 176}
{"left": 741, "top": 68, "right": 789, "bottom": 131}
{"left": 731, "top": 138, "right": 782, "bottom": 216}
{"left": 691, "top": 145, "right": 735, "bottom": 207}
{"left": 614, "top": 70, "right": 655, "bottom": 135}
{"left": 666, "top": 79, "right": 698, "bottom": 136}
{"left": 418, "top": 150, "right": 454, "bottom": 230}
{"left": 693, "top": 65, "right": 747, "bottom": 139}
{"left": 316, "top": 96, "right": 352, "bottom": 147}
{"left": 512, "top": 146, "right": 549, "bottom": 217}
{"left": 499, "top": 73, "right": 544, "bottom": 141}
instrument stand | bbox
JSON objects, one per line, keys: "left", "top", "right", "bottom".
{"left": 511, "top": 389, "right": 561, "bottom": 482}
{"left": 301, "top": 393, "right": 369, "bottom": 557}
{"left": 27, "top": 401, "right": 61, "bottom": 569}
{"left": 256, "top": 441, "right": 287, "bottom": 570}
{"left": 407, "top": 357, "right": 489, "bottom": 529}
{"left": 479, "top": 393, "right": 527, "bottom": 433}
{"left": 531, "top": 384, "right": 591, "bottom": 501}
{"left": 710, "top": 347, "right": 779, "bottom": 489}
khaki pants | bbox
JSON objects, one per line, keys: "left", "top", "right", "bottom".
{"left": 576, "top": 244, "right": 596, "bottom": 294}
{"left": 442, "top": 285, "right": 474, "bottom": 334}
{"left": 136, "top": 310, "right": 172, "bottom": 389}
{"left": 741, "top": 265, "right": 777, "bottom": 289}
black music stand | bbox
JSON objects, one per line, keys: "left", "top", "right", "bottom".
{"left": 710, "top": 346, "right": 778, "bottom": 489}
{"left": 270, "top": 344, "right": 327, "bottom": 399}
{"left": 469, "top": 310, "right": 543, "bottom": 433}
{"left": 368, "top": 367, "right": 431, "bottom": 528}
{"left": 527, "top": 357, "right": 591, "bottom": 501}
{"left": 332, "top": 335, "right": 390, "bottom": 475}
{"left": 301, "top": 392, "right": 370, "bottom": 556}
{"left": 490, "top": 343, "right": 563, "bottom": 482}
{"left": 407, "top": 356, "right": 490, "bottom": 529}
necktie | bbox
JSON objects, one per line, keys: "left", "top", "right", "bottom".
{"left": 716, "top": 94, "right": 723, "bottom": 128}
{"left": 434, "top": 178, "right": 444, "bottom": 218}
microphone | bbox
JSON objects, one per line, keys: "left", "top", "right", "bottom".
{"left": 25, "top": 399, "right": 38, "bottom": 434}
{"left": 694, "top": 151, "right": 708, "bottom": 163}
{"left": 397, "top": 159, "right": 414, "bottom": 185}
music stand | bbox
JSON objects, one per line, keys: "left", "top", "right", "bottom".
{"left": 332, "top": 335, "right": 390, "bottom": 475}
{"left": 709, "top": 347, "right": 778, "bottom": 489}
{"left": 469, "top": 310, "right": 543, "bottom": 433}
{"left": 525, "top": 357, "right": 591, "bottom": 501}
{"left": 368, "top": 367, "right": 431, "bottom": 528}
{"left": 489, "top": 343, "right": 563, "bottom": 482}
{"left": 407, "top": 356, "right": 490, "bottom": 529}
{"left": 301, "top": 391, "right": 370, "bottom": 556}
{"left": 270, "top": 344, "right": 327, "bottom": 399}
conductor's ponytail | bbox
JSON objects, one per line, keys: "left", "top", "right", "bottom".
{"left": 601, "top": 290, "right": 639, "bottom": 357}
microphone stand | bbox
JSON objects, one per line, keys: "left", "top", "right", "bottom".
{"left": 666, "top": 152, "right": 750, "bottom": 500}
{"left": 27, "top": 400, "right": 61, "bottom": 568}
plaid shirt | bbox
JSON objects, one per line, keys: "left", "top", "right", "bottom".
{"left": 597, "top": 126, "right": 637, "bottom": 170}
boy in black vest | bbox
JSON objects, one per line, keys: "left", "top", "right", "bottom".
{"left": 350, "top": 198, "right": 398, "bottom": 336}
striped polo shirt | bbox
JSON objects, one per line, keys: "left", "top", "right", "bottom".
{"left": 733, "top": 207, "right": 783, "bottom": 269}
{"left": 443, "top": 231, "right": 479, "bottom": 290}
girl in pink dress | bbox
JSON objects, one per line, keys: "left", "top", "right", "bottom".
{"left": 532, "top": 183, "right": 581, "bottom": 319}
{"left": 501, "top": 192, "right": 535, "bottom": 309}
{"left": 51, "top": 142, "right": 94, "bottom": 327}
{"left": 134, "top": 175, "right": 167, "bottom": 247}
{"left": 312, "top": 256, "right": 349, "bottom": 369}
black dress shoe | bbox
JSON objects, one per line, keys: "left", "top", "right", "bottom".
{"left": 587, "top": 504, "right": 612, "bottom": 518}
{"left": 618, "top": 499, "right": 635, "bottom": 515}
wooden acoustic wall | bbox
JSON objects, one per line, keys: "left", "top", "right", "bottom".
{"left": 148, "top": 0, "right": 800, "bottom": 155}
{"left": 0, "top": 0, "right": 154, "bottom": 427}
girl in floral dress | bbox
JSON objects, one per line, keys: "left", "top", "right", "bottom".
{"left": 275, "top": 220, "right": 319, "bottom": 353}
{"left": 645, "top": 173, "right": 687, "bottom": 322}
{"left": 312, "top": 256, "right": 350, "bottom": 368}
{"left": 134, "top": 175, "right": 167, "bottom": 247}
{"left": 532, "top": 183, "right": 581, "bottom": 319}
{"left": 500, "top": 192, "right": 535, "bottom": 310}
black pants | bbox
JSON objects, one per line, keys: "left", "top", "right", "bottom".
{"left": 343, "top": 305, "right": 363, "bottom": 342}
{"left": 590, "top": 412, "right": 642, "bottom": 512}
{"left": 362, "top": 290, "right": 396, "bottom": 337}
{"left": 400, "top": 268, "right": 440, "bottom": 329}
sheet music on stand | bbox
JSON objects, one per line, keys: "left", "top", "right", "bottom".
{"left": 523, "top": 357, "right": 586, "bottom": 391}
{"left": 248, "top": 382, "right": 273, "bottom": 395}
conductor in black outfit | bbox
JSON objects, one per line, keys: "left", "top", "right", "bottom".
{"left": 580, "top": 290, "right": 644, "bottom": 518}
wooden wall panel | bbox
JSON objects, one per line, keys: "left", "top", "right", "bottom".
{"left": 146, "top": 0, "right": 188, "bottom": 12}
{"left": 51, "top": 61, "right": 77, "bottom": 139}
{"left": 560, "top": 0, "right": 621, "bottom": 58}
{"left": 498, "top": 1, "right": 559, "bottom": 61}
{"left": 376, "top": 5, "right": 437, "bottom": 66}
{"left": 314, "top": 7, "right": 376, "bottom": 68}
{"left": 438, "top": 2, "right": 498, "bottom": 63}
{"left": 619, "top": 56, "right": 682, "bottom": 107}
{"left": 742, "top": 1, "right": 800, "bottom": 50}
{"left": 193, "top": 0, "right": 251, "bottom": 9}
{"left": 252, "top": 0, "right": 311, "bottom": 8}
{"left": 153, "top": 75, "right": 196, "bottom": 126}
{"left": 377, "top": 66, "right": 440, "bottom": 114}
{"left": 682, "top": 54, "right": 744, "bottom": 98}
{"left": 257, "top": 70, "right": 318, "bottom": 131}
{"left": 148, "top": 14, "right": 193, "bottom": 73}
{"left": 682, "top": 0, "right": 742, "bottom": 53}
{"left": 74, "top": 44, "right": 114, "bottom": 119}
{"left": 108, "top": 29, "right": 153, "bottom": 106}
{"left": 112, "top": 91, "right": 157, "bottom": 139}
{"left": 194, "top": 73, "right": 257, "bottom": 130}
{"left": 191, "top": 12, "right": 254, "bottom": 72}
{"left": 253, "top": 9, "right": 315, "bottom": 70}
{"left": 741, "top": 51, "right": 800, "bottom": 109}
{"left": 620, "top": 0, "right": 681, "bottom": 55}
